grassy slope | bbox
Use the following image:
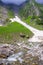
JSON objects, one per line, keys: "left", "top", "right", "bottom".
{"left": 0, "top": 22, "right": 33, "bottom": 42}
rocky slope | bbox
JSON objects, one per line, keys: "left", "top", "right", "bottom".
{"left": 19, "top": 0, "right": 43, "bottom": 17}
{"left": 19, "top": 0, "right": 43, "bottom": 25}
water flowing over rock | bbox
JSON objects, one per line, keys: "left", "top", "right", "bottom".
{"left": 0, "top": 44, "right": 20, "bottom": 58}
{"left": 0, "top": 44, "right": 14, "bottom": 58}
{"left": 0, "top": 42, "right": 43, "bottom": 65}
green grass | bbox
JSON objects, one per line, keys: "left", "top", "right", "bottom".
{"left": 0, "top": 22, "right": 33, "bottom": 42}
{"left": 24, "top": 16, "right": 43, "bottom": 30}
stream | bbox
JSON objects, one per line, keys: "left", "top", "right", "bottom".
{"left": 0, "top": 42, "right": 43, "bottom": 65}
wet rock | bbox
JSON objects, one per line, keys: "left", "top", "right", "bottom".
{"left": 0, "top": 43, "right": 43, "bottom": 65}
{"left": 0, "top": 63, "right": 3, "bottom": 65}
{"left": 39, "top": 44, "right": 43, "bottom": 47}
{"left": 0, "top": 44, "right": 21, "bottom": 59}
{"left": 7, "top": 63, "right": 11, "bottom": 65}
{"left": 0, "top": 44, "right": 14, "bottom": 58}
{"left": 39, "top": 60, "right": 43, "bottom": 65}
{"left": 24, "top": 53, "right": 32, "bottom": 59}
{"left": 22, "top": 53, "right": 39, "bottom": 65}
{"left": 0, "top": 59, "right": 7, "bottom": 65}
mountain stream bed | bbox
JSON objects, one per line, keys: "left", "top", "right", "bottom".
{"left": 0, "top": 41, "right": 43, "bottom": 65}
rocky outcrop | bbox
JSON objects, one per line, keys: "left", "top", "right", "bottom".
{"left": 0, "top": 44, "right": 15, "bottom": 58}
{"left": 0, "top": 43, "right": 43, "bottom": 65}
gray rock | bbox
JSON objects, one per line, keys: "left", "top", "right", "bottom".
{"left": 26, "top": 35, "right": 29, "bottom": 39}
{"left": 0, "top": 44, "right": 14, "bottom": 58}
{"left": 20, "top": 33, "right": 25, "bottom": 38}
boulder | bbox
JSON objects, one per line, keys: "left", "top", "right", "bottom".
{"left": 26, "top": 35, "right": 29, "bottom": 39}
{"left": 20, "top": 33, "right": 25, "bottom": 38}
{"left": 0, "top": 63, "right": 3, "bottom": 65}
{"left": 0, "top": 44, "right": 14, "bottom": 58}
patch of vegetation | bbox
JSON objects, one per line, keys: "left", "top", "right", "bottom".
{"left": 25, "top": 16, "right": 43, "bottom": 30}
{"left": 0, "top": 22, "right": 33, "bottom": 43}
{"left": 8, "top": 9, "right": 14, "bottom": 18}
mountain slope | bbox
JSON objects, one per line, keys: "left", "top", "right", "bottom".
{"left": 0, "top": 0, "right": 43, "bottom": 28}
{"left": 20, "top": 0, "right": 43, "bottom": 17}
{"left": 19, "top": 0, "right": 43, "bottom": 30}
